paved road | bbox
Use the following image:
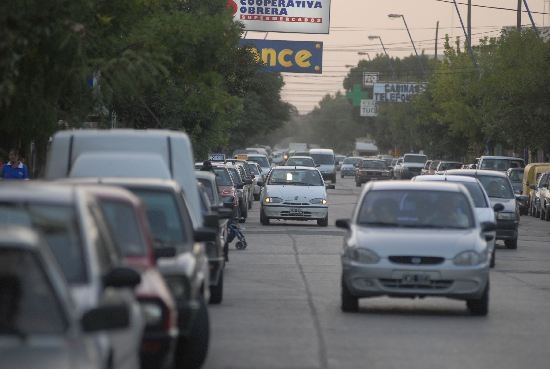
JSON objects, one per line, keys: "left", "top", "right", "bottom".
{"left": 204, "top": 177, "right": 550, "bottom": 369}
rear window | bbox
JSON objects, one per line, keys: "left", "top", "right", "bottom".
{"left": 361, "top": 160, "right": 386, "bottom": 169}
{"left": 198, "top": 178, "right": 216, "bottom": 203}
{"left": 247, "top": 163, "right": 260, "bottom": 175}
{"left": 343, "top": 158, "right": 361, "bottom": 165}
{"left": 213, "top": 168, "right": 233, "bottom": 186}
{"left": 404, "top": 155, "right": 427, "bottom": 164}
{"left": 476, "top": 176, "right": 514, "bottom": 199}
{"left": 310, "top": 153, "right": 335, "bottom": 165}
{"left": 248, "top": 156, "right": 269, "bottom": 168}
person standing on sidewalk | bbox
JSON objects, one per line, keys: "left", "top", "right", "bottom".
{"left": 2, "top": 149, "right": 29, "bottom": 180}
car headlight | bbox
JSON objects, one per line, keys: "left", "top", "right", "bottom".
{"left": 349, "top": 248, "right": 380, "bottom": 264}
{"left": 497, "top": 212, "right": 516, "bottom": 220}
{"left": 310, "top": 198, "right": 327, "bottom": 205}
{"left": 140, "top": 300, "right": 164, "bottom": 327}
{"left": 264, "top": 196, "right": 283, "bottom": 204}
{"left": 453, "top": 250, "right": 487, "bottom": 266}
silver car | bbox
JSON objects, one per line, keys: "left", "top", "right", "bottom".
{"left": 337, "top": 181, "right": 493, "bottom": 316}
{"left": 0, "top": 226, "right": 132, "bottom": 369}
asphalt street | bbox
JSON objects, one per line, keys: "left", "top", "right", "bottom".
{"left": 204, "top": 177, "right": 550, "bottom": 369}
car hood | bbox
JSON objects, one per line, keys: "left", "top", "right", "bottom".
{"left": 265, "top": 185, "right": 326, "bottom": 202}
{"left": 351, "top": 226, "right": 484, "bottom": 258}
{"left": 489, "top": 197, "right": 516, "bottom": 213}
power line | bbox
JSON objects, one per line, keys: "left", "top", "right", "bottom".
{"left": 433, "top": 0, "right": 548, "bottom": 14}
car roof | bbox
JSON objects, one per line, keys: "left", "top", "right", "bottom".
{"left": 58, "top": 177, "right": 182, "bottom": 192}
{"left": 414, "top": 175, "right": 479, "bottom": 183}
{"left": 288, "top": 156, "right": 313, "bottom": 159}
{"left": 309, "top": 148, "right": 334, "bottom": 154}
{"left": 273, "top": 166, "right": 319, "bottom": 171}
{"left": 195, "top": 171, "right": 216, "bottom": 182}
{"left": 480, "top": 155, "right": 523, "bottom": 160}
{"left": 404, "top": 153, "right": 426, "bottom": 156}
{"left": 362, "top": 158, "right": 385, "bottom": 162}
{"left": 0, "top": 181, "right": 79, "bottom": 203}
{"left": 446, "top": 169, "right": 508, "bottom": 178}
{"left": 367, "top": 180, "right": 466, "bottom": 192}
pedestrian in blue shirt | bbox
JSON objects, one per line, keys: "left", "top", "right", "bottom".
{"left": 2, "top": 149, "right": 29, "bottom": 180}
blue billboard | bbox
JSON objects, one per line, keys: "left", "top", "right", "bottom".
{"left": 240, "top": 39, "right": 323, "bottom": 74}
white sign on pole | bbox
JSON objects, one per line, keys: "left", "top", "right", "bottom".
{"left": 373, "top": 82, "right": 427, "bottom": 103}
{"left": 228, "top": 0, "right": 331, "bottom": 34}
{"left": 362, "top": 72, "right": 378, "bottom": 88}
{"left": 360, "top": 99, "right": 377, "bottom": 117}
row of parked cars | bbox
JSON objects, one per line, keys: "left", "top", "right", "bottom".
{"left": 1, "top": 129, "right": 252, "bottom": 369}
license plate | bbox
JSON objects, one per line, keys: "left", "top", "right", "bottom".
{"left": 401, "top": 273, "right": 431, "bottom": 285}
{"left": 289, "top": 207, "right": 303, "bottom": 215}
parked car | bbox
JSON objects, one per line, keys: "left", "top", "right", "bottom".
{"left": 335, "top": 154, "right": 346, "bottom": 171}
{"left": 522, "top": 163, "right": 550, "bottom": 203}
{"left": 507, "top": 168, "right": 528, "bottom": 214}
{"left": 534, "top": 172, "right": 550, "bottom": 221}
{"left": 447, "top": 169, "right": 524, "bottom": 249}
{"left": 260, "top": 166, "right": 334, "bottom": 226}
{"left": 340, "top": 157, "right": 362, "bottom": 178}
{"left": 529, "top": 172, "right": 550, "bottom": 218}
{"left": 412, "top": 175, "right": 501, "bottom": 268}
{"left": 0, "top": 183, "right": 144, "bottom": 369}
{"left": 226, "top": 159, "right": 255, "bottom": 208}
{"left": 421, "top": 160, "right": 432, "bottom": 175}
{"left": 0, "top": 226, "right": 135, "bottom": 369}
{"left": 392, "top": 153, "right": 427, "bottom": 179}
{"left": 309, "top": 148, "right": 337, "bottom": 183}
{"left": 246, "top": 154, "right": 271, "bottom": 177}
{"left": 225, "top": 163, "right": 250, "bottom": 222}
{"left": 246, "top": 162, "right": 264, "bottom": 200}
{"left": 435, "top": 161, "right": 463, "bottom": 174}
{"left": 355, "top": 159, "right": 391, "bottom": 187}
{"left": 285, "top": 155, "right": 316, "bottom": 168}
{"left": 212, "top": 165, "right": 240, "bottom": 218}
{"left": 477, "top": 156, "right": 525, "bottom": 172}
{"left": 337, "top": 181, "right": 493, "bottom": 315}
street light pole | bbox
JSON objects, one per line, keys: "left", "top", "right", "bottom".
{"left": 388, "top": 14, "right": 425, "bottom": 77}
{"left": 368, "top": 35, "right": 396, "bottom": 79}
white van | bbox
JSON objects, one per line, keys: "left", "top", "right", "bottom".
{"left": 45, "top": 129, "right": 203, "bottom": 226}
{"left": 309, "top": 148, "right": 336, "bottom": 183}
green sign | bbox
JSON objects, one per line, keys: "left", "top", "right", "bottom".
{"left": 346, "top": 84, "right": 369, "bottom": 107}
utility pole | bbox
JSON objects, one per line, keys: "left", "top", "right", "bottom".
{"left": 517, "top": 0, "right": 522, "bottom": 30}
{"left": 435, "top": 21, "right": 439, "bottom": 60}
{"left": 467, "top": 0, "right": 472, "bottom": 49}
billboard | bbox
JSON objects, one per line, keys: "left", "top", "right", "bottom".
{"left": 228, "top": 0, "right": 331, "bottom": 34}
{"left": 240, "top": 39, "right": 323, "bottom": 74}
{"left": 360, "top": 99, "right": 377, "bottom": 117}
{"left": 373, "top": 82, "right": 427, "bottom": 103}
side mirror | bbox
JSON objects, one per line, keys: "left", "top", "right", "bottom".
{"left": 154, "top": 245, "right": 177, "bottom": 260}
{"left": 257, "top": 180, "right": 264, "bottom": 187}
{"left": 81, "top": 303, "right": 130, "bottom": 333}
{"left": 493, "top": 203, "right": 505, "bottom": 212}
{"left": 217, "top": 207, "right": 233, "bottom": 219}
{"left": 335, "top": 218, "right": 351, "bottom": 230}
{"left": 481, "top": 221, "right": 496, "bottom": 233}
{"left": 203, "top": 213, "right": 220, "bottom": 229}
{"left": 194, "top": 227, "right": 217, "bottom": 242}
{"left": 103, "top": 267, "right": 141, "bottom": 289}
{"left": 326, "top": 184, "right": 335, "bottom": 190}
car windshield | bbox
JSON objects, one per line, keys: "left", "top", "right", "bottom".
{"left": 0, "top": 249, "right": 68, "bottom": 336}
{"left": 439, "top": 162, "right": 463, "bottom": 171}
{"left": 429, "top": 161, "right": 440, "bottom": 170}
{"left": 286, "top": 158, "right": 315, "bottom": 167}
{"left": 249, "top": 156, "right": 269, "bottom": 168}
{"left": 476, "top": 176, "right": 515, "bottom": 199}
{"left": 480, "top": 158, "right": 524, "bottom": 171}
{"left": 213, "top": 167, "right": 233, "bottom": 186}
{"left": 361, "top": 160, "right": 386, "bottom": 169}
{"left": 268, "top": 169, "right": 323, "bottom": 186}
{"left": 508, "top": 170, "right": 524, "bottom": 182}
{"left": 131, "top": 189, "right": 191, "bottom": 250}
{"left": 404, "top": 155, "right": 427, "bottom": 164}
{"left": 0, "top": 203, "right": 86, "bottom": 284}
{"left": 99, "top": 200, "right": 147, "bottom": 257}
{"left": 310, "top": 153, "right": 335, "bottom": 165}
{"left": 247, "top": 164, "right": 260, "bottom": 175}
{"left": 357, "top": 190, "right": 474, "bottom": 229}
{"left": 417, "top": 180, "right": 488, "bottom": 208}
{"left": 198, "top": 178, "right": 216, "bottom": 203}
{"left": 343, "top": 158, "right": 361, "bottom": 165}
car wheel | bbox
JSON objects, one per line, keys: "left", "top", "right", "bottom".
{"left": 248, "top": 196, "right": 253, "bottom": 209}
{"left": 490, "top": 249, "right": 495, "bottom": 268}
{"left": 260, "top": 207, "right": 270, "bottom": 225}
{"left": 175, "top": 297, "right": 210, "bottom": 369}
{"left": 466, "top": 280, "right": 489, "bottom": 316}
{"left": 317, "top": 215, "right": 328, "bottom": 227}
{"left": 505, "top": 238, "right": 518, "bottom": 249}
{"left": 341, "top": 276, "right": 359, "bottom": 313}
{"left": 540, "top": 206, "right": 545, "bottom": 220}
{"left": 209, "top": 270, "right": 223, "bottom": 305}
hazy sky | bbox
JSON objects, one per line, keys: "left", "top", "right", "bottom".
{"left": 245, "top": 0, "right": 548, "bottom": 114}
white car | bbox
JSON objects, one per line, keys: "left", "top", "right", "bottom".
{"left": 412, "top": 175, "right": 502, "bottom": 267}
{"left": 260, "top": 166, "right": 334, "bottom": 227}
{"left": 338, "top": 181, "right": 494, "bottom": 316}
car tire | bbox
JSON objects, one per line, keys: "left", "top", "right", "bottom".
{"left": 248, "top": 196, "right": 253, "bottom": 209}
{"left": 209, "top": 271, "right": 223, "bottom": 305}
{"left": 466, "top": 280, "right": 489, "bottom": 316}
{"left": 505, "top": 238, "right": 518, "bottom": 249}
{"left": 540, "top": 206, "right": 545, "bottom": 220}
{"left": 175, "top": 297, "right": 210, "bottom": 369}
{"left": 341, "top": 276, "right": 359, "bottom": 313}
{"left": 241, "top": 201, "right": 248, "bottom": 220}
{"left": 490, "top": 249, "right": 495, "bottom": 268}
{"left": 317, "top": 215, "right": 328, "bottom": 227}
{"left": 260, "top": 207, "right": 270, "bottom": 225}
